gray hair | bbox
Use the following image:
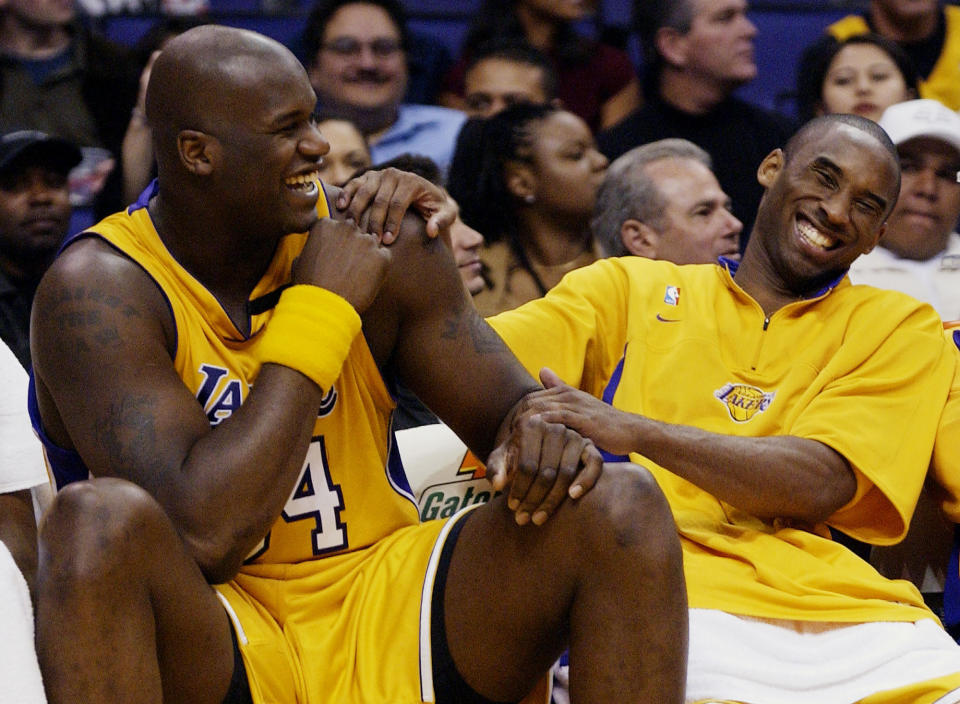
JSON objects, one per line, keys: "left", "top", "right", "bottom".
{"left": 591, "top": 138, "right": 712, "bottom": 257}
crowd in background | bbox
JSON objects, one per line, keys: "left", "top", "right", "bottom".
{"left": 11, "top": 0, "right": 960, "bottom": 320}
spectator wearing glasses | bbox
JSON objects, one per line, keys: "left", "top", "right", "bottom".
{"left": 302, "top": 0, "right": 466, "bottom": 175}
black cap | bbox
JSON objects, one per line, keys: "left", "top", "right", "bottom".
{"left": 0, "top": 130, "right": 83, "bottom": 177}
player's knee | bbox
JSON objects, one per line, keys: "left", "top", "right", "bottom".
{"left": 578, "top": 463, "right": 676, "bottom": 557}
{"left": 39, "top": 478, "right": 164, "bottom": 580}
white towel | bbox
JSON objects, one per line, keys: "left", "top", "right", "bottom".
{"left": 0, "top": 540, "right": 46, "bottom": 704}
{"left": 686, "top": 609, "right": 960, "bottom": 704}
{"left": 0, "top": 340, "right": 50, "bottom": 498}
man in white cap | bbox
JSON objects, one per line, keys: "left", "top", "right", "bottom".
{"left": 849, "top": 98, "right": 960, "bottom": 321}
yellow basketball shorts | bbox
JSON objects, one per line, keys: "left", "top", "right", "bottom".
{"left": 217, "top": 516, "right": 451, "bottom": 704}
{"left": 215, "top": 507, "right": 550, "bottom": 704}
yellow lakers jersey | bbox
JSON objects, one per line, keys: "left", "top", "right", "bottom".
{"left": 828, "top": 9, "right": 960, "bottom": 111}
{"left": 490, "top": 256, "right": 955, "bottom": 624}
{"left": 85, "top": 186, "right": 420, "bottom": 567}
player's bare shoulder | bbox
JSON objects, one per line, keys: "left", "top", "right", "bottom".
{"left": 33, "top": 235, "right": 176, "bottom": 367}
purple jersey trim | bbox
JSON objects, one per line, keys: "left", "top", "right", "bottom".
{"left": 28, "top": 373, "right": 89, "bottom": 489}
{"left": 599, "top": 346, "right": 629, "bottom": 463}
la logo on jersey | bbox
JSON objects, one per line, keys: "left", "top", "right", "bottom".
{"left": 195, "top": 364, "right": 247, "bottom": 426}
{"left": 317, "top": 386, "right": 337, "bottom": 417}
{"left": 195, "top": 363, "right": 338, "bottom": 425}
{"left": 714, "top": 382, "right": 775, "bottom": 422}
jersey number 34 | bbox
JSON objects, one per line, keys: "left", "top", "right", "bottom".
{"left": 246, "top": 436, "right": 347, "bottom": 561}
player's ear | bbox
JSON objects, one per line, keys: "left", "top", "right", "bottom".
{"left": 178, "top": 130, "right": 219, "bottom": 177}
{"left": 864, "top": 222, "right": 885, "bottom": 254}
{"left": 757, "top": 148, "right": 784, "bottom": 188}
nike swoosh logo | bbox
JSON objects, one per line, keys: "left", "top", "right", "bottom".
{"left": 656, "top": 314, "right": 681, "bottom": 323}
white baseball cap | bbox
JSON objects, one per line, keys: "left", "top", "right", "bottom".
{"left": 878, "top": 99, "right": 960, "bottom": 154}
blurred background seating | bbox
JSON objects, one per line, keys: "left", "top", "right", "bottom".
{"left": 85, "top": 0, "right": 881, "bottom": 121}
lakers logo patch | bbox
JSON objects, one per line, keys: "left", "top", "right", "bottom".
{"left": 714, "top": 383, "right": 775, "bottom": 422}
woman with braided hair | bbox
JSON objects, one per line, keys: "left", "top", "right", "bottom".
{"left": 447, "top": 103, "right": 607, "bottom": 316}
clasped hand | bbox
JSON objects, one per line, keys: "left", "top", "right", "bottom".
{"left": 486, "top": 366, "right": 646, "bottom": 525}
{"left": 336, "top": 167, "right": 457, "bottom": 242}
{"left": 514, "top": 368, "right": 638, "bottom": 456}
{"left": 486, "top": 375, "right": 607, "bottom": 527}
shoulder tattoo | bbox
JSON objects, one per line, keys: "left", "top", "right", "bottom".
{"left": 50, "top": 285, "right": 142, "bottom": 350}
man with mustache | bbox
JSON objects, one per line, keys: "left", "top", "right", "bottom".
{"left": 302, "top": 0, "right": 466, "bottom": 175}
